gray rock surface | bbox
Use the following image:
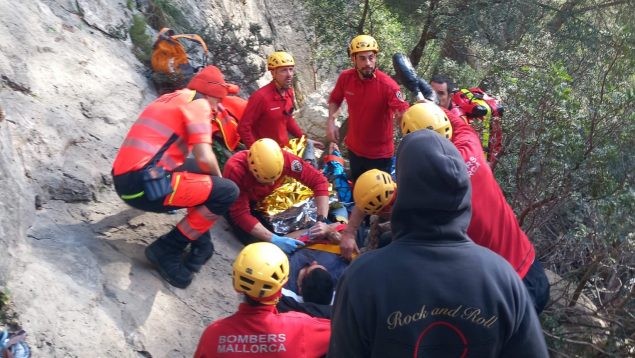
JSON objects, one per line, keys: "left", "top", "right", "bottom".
{"left": 0, "top": 0, "right": 330, "bottom": 356}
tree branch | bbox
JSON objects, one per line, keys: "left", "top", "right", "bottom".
{"left": 518, "top": 195, "right": 558, "bottom": 227}
{"left": 568, "top": 258, "right": 600, "bottom": 307}
{"left": 546, "top": 0, "right": 583, "bottom": 33}
{"left": 543, "top": 330, "right": 613, "bottom": 356}
{"left": 356, "top": 0, "right": 370, "bottom": 34}
{"left": 572, "top": 0, "right": 632, "bottom": 14}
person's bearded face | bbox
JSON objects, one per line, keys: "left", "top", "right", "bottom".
{"left": 353, "top": 51, "right": 377, "bottom": 79}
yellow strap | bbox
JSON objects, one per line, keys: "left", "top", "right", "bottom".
{"left": 306, "top": 243, "right": 358, "bottom": 259}
{"left": 306, "top": 243, "right": 340, "bottom": 254}
{"left": 121, "top": 191, "right": 144, "bottom": 200}
{"left": 167, "top": 173, "right": 182, "bottom": 205}
{"left": 213, "top": 115, "right": 237, "bottom": 150}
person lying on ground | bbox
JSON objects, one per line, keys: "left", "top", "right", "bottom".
{"left": 278, "top": 260, "right": 335, "bottom": 319}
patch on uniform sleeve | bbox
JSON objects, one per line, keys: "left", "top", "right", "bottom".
{"left": 396, "top": 90, "right": 405, "bottom": 101}
{"left": 291, "top": 159, "right": 303, "bottom": 173}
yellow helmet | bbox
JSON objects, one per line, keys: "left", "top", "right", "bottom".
{"left": 267, "top": 51, "right": 295, "bottom": 70}
{"left": 353, "top": 169, "right": 396, "bottom": 215}
{"left": 248, "top": 138, "right": 284, "bottom": 183}
{"left": 349, "top": 34, "right": 379, "bottom": 55}
{"left": 401, "top": 102, "right": 453, "bottom": 139}
{"left": 232, "top": 242, "right": 290, "bottom": 304}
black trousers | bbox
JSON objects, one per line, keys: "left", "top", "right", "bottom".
{"left": 522, "top": 260, "right": 550, "bottom": 314}
{"left": 348, "top": 150, "right": 392, "bottom": 182}
{"left": 113, "top": 159, "right": 238, "bottom": 216}
{"left": 224, "top": 209, "right": 274, "bottom": 246}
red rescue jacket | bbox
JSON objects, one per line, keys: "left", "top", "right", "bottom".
{"left": 237, "top": 82, "right": 303, "bottom": 148}
{"left": 445, "top": 107, "right": 535, "bottom": 278}
{"left": 194, "top": 303, "right": 330, "bottom": 358}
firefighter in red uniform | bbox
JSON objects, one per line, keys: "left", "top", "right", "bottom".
{"left": 223, "top": 138, "right": 330, "bottom": 254}
{"left": 237, "top": 51, "right": 322, "bottom": 150}
{"left": 396, "top": 102, "right": 550, "bottom": 313}
{"left": 430, "top": 74, "right": 502, "bottom": 166}
{"left": 326, "top": 34, "right": 410, "bottom": 181}
{"left": 194, "top": 242, "right": 330, "bottom": 357}
{"left": 112, "top": 65, "right": 239, "bottom": 289}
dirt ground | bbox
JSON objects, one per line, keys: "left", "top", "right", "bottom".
{"left": 10, "top": 190, "right": 245, "bottom": 357}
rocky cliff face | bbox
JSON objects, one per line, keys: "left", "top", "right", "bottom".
{"left": 0, "top": 0, "right": 329, "bottom": 356}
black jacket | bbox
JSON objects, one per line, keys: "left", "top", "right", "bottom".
{"left": 328, "top": 130, "right": 548, "bottom": 357}
{"left": 277, "top": 295, "right": 332, "bottom": 319}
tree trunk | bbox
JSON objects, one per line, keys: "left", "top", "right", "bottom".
{"left": 547, "top": 0, "right": 582, "bottom": 33}
{"left": 356, "top": 0, "right": 370, "bottom": 34}
{"left": 409, "top": 0, "right": 439, "bottom": 67}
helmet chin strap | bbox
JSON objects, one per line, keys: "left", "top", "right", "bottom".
{"left": 246, "top": 289, "right": 283, "bottom": 305}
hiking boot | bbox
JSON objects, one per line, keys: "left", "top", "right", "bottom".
{"left": 184, "top": 231, "right": 214, "bottom": 272}
{"left": 145, "top": 227, "right": 193, "bottom": 288}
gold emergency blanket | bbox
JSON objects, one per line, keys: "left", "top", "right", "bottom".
{"left": 255, "top": 180, "right": 316, "bottom": 216}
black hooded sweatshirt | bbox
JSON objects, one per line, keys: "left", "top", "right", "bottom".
{"left": 328, "top": 130, "right": 548, "bottom": 358}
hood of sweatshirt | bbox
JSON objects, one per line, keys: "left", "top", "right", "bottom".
{"left": 391, "top": 130, "right": 472, "bottom": 242}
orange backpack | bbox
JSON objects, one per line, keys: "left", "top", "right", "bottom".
{"left": 150, "top": 28, "right": 208, "bottom": 75}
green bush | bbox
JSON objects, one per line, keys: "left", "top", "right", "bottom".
{"left": 0, "top": 288, "right": 17, "bottom": 328}
{"left": 145, "top": 0, "right": 191, "bottom": 32}
{"left": 129, "top": 14, "right": 153, "bottom": 65}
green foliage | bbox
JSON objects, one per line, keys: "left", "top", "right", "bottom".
{"left": 0, "top": 288, "right": 14, "bottom": 326}
{"left": 129, "top": 14, "right": 153, "bottom": 65}
{"left": 147, "top": 0, "right": 190, "bottom": 31}
{"left": 486, "top": 4, "right": 635, "bottom": 355}
{"left": 301, "top": 0, "right": 419, "bottom": 78}
{"left": 0, "top": 288, "right": 8, "bottom": 308}
{"left": 431, "top": 57, "right": 483, "bottom": 89}
{"left": 199, "top": 21, "right": 272, "bottom": 91}
{"left": 301, "top": 0, "right": 357, "bottom": 74}
{"left": 302, "top": 0, "right": 635, "bottom": 354}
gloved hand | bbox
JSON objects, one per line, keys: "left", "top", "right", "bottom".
{"left": 271, "top": 234, "right": 305, "bottom": 254}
